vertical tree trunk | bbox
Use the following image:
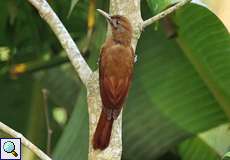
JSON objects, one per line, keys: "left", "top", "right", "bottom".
{"left": 87, "top": 0, "right": 142, "bottom": 160}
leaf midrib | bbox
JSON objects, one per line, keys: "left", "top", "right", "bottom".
{"left": 176, "top": 38, "right": 230, "bottom": 119}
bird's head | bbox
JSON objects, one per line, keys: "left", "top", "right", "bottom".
{"left": 97, "top": 9, "right": 133, "bottom": 45}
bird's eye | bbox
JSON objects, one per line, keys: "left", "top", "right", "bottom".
{"left": 111, "top": 19, "right": 121, "bottom": 29}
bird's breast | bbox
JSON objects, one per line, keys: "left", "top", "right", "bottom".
{"left": 101, "top": 44, "right": 134, "bottom": 78}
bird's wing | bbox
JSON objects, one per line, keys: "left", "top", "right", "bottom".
{"left": 102, "top": 76, "right": 131, "bottom": 108}
{"left": 99, "top": 45, "right": 134, "bottom": 110}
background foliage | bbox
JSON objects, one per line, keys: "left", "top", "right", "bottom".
{"left": 0, "top": 0, "right": 229, "bottom": 160}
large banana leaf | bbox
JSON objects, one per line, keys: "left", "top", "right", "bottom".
{"left": 123, "top": 4, "right": 229, "bottom": 160}
{"left": 175, "top": 4, "right": 230, "bottom": 117}
{"left": 179, "top": 137, "right": 220, "bottom": 160}
{"left": 179, "top": 124, "right": 230, "bottom": 160}
{"left": 52, "top": 3, "right": 229, "bottom": 160}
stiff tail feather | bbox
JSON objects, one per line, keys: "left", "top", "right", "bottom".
{"left": 93, "top": 110, "right": 114, "bottom": 150}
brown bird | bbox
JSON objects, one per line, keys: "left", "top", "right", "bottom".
{"left": 93, "top": 9, "right": 134, "bottom": 150}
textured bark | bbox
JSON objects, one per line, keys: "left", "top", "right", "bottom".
{"left": 87, "top": 72, "right": 123, "bottom": 160}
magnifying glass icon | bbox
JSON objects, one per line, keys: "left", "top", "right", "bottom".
{"left": 3, "top": 141, "right": 18, "bottom": 157}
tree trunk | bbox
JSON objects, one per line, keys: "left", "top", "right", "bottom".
{"left": 87, "top": 0, "right": 142, "bottom": 160}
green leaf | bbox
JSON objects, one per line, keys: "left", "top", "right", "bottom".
{"left": 147, "top": 0, "right": 183, "bottom": 14}
{"left": 23, "top": 81, "right": 46, "bottom": 160}
{"left": 179, "top": 137, "right": 220, "bottom": 160}
{"left": 68, "top": 0, "right": 80, "bottom": 18}
{"left": 0, "top": 1, "right": 8, "bottom": 42}
{"left": 0, "top": 75, "right": 34, "bottom": 133}
{"left": 38, "top": 64, "right": 81, "bottom": 110}
{"left": 174, "top": 4, "right": 230, "bottom": 116}
{"left": 0, "top": 0, "right": 88, "bottom": 64}
{"left": 0, "top": 75, "right": 46, "bottom": 160}
{"left": 179, "top": 124, "right": 230, "bottom": 160}
{"left": 223, "top": 152, "right": 230, "bottom": 160}
{"left": 53, "top": 88, "right": 88, "bottom": 160}
{"left": 122, "top": 3, "right": 229, "bottom": 160}
{"left": 199, "top": 124, "right": 230, "bottom": 157}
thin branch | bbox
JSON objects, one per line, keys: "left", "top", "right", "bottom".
{"left": 27, "top": 0, "right": 92, "bottom": 87}
{"left": 42, "top": 89, "right": 53, "bottom": 156}
{"left": 142, "top": 0, "right": 191, "bottom": 29}
{"left": 0, "top": 122, "right": 51, "bottom": 160}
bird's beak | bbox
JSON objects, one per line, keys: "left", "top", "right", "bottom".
{"left": 97, "top": 9, "right": 112, "bottom": 24}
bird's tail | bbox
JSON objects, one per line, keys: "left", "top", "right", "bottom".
{"left": 93, "top": 110, "right": 114, "bottom": 150}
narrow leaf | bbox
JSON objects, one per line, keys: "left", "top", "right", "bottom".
{"left": 68, "top": 0, "right": 80, "bottom": 18}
